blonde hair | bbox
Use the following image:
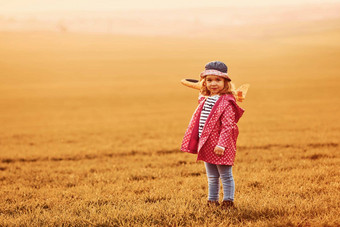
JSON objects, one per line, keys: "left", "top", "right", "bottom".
{"left": 200, "top": 76, "right": 233, "bottom": 96}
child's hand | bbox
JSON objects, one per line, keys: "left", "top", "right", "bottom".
{"left": 214, "top": 146, "right": 225, "bottom": 156}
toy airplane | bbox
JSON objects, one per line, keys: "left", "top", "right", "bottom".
{"left": 181, "top": 78, "right": 250, "bottom": 102}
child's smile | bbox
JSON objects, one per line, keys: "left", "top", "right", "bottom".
{"left": 206, "top": 75, "right": 225, "bottom": 95}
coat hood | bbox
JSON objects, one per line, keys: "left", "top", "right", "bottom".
{"left": 221, "top": 94, "right": 245, "bottom": 123}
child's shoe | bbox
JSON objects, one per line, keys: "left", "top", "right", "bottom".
{"left": 221, "top": 200, "right": 234, "bottom": 209}
{"left": 206, "top": 200, "right": 220, "bottom": 207}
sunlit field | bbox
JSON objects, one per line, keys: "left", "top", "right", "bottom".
{"left": 0, "top": 27, "right": 339, "bottom": 226}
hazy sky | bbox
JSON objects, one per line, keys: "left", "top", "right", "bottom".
{"left": 1, "top": 0, "right": 340, "bottom": 12}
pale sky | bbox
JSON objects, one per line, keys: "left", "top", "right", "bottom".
{"left": 1, "top": 0, "right": 340, "bottom": 12}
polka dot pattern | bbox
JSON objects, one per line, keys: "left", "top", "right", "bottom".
{"left": 181, "top": 94, "right": 245, "bottom": 166}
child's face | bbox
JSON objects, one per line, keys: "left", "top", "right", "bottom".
{"left": 205, "top": 75, "right": 225, "bottom": 95}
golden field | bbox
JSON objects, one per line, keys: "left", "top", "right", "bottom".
{"left": 0, "top": 26, "right": 340, "bottom": 226}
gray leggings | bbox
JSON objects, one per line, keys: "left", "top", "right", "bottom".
{"left": 204, "top": 162, "right": 235, "bottom": 201}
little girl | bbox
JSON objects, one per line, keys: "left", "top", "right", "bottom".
{"left": 181, "top": 61, "right": 245, "bottom": 209}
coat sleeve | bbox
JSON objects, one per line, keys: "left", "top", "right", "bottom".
{"left": 217, "top": 103, "right": 237, "bottom": 148}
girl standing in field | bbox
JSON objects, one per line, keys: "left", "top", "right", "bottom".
{"left": 181, "top": 61, "right": 244, "bottom": 209}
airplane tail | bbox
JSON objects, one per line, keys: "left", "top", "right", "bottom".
{"left": 231, "top": 83, "right": 250, "bottom": 102}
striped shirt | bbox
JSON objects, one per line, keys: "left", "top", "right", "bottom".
{"left": 199, "top": 95, "right": 220, "bottom": 138}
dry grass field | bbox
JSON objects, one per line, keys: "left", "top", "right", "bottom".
{"left": 0, "top": 26, "right": 340, "bottom": 226}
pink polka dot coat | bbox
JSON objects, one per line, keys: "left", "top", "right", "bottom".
{"left": 181, "top": 94, "right": 244, "bottom": 165}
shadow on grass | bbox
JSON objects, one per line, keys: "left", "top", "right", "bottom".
{"left": 99, "top": 205, "right": 287, "bottom": 226}
{"left": 232, "top": 206, "right": 286, "bottom": 223}
{"left": 199, "top": 205, "right": 287, "bottom": 225}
